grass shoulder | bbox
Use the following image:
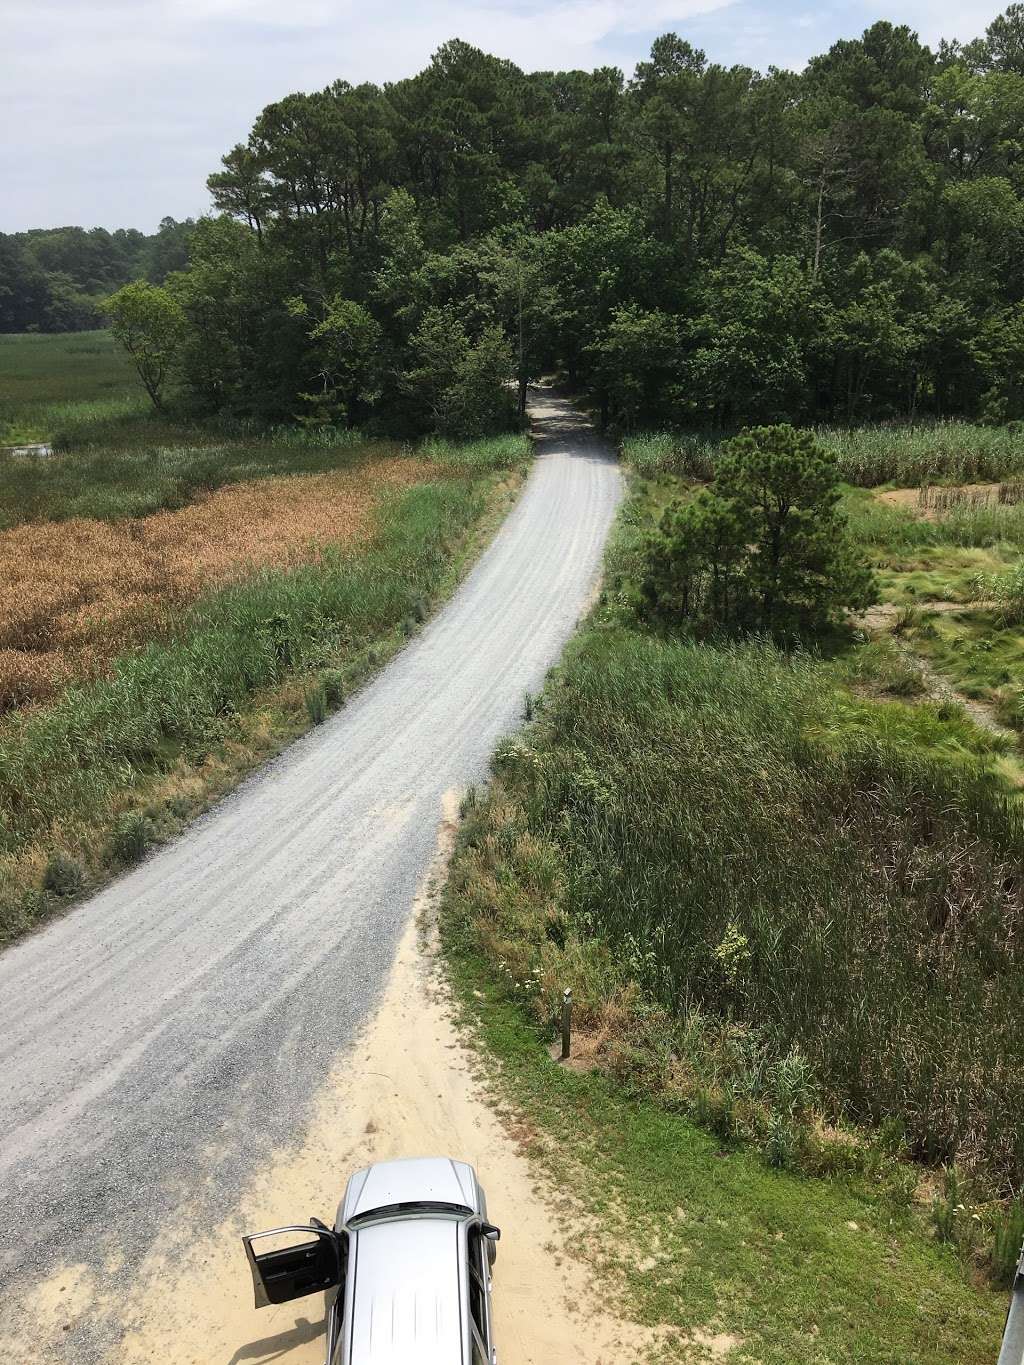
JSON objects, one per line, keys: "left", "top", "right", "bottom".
{"left": 442, "top": 925, "right": 1006, "bottom": 1364}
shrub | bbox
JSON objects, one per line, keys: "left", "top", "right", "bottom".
{"left": 304, "top": 684, "right": 328, "bottom": 725}
{"left": 322, "top": 669, "right": 345, "bottom": 708}
{"left": 642, "top": 425, "right": 876, "bottom": 634}
{"left": 43, "top": 852, "right": 85, "bottom": 898}
{"left": 111, "top": 812, "right": 154, "bottom": 865}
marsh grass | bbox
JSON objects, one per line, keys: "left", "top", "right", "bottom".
{"left": 1, "top": 424, "right": 527, "bottom": 531}
{"left": 0, "top": 457, "right": 436, "bottom": 710}
{"left": 844, "top": 489, "right": 1024, "bottom": 553}
{"left": 0, "top": 330, "right": 138, "bottom": 441}
{"left": 625, "top": 422, "right": 1024, "bottom": 487}
{"left": 447, "top": 629, "right": 1024, "bottom": 1200}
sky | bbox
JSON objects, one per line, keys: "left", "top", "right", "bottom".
{"left": 0, "top": 0, "right": 1007, "bottom": 234}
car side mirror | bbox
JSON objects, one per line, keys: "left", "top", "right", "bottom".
{"left": 481, "top": 1222, "right": 501, "bottom": 1242}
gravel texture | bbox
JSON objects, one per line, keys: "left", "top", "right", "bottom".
{"left": 0, "top": 391, "right": 621, "bottom": 1358}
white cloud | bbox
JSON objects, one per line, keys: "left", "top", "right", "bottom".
{"left": 4, "top": 0, "right": 1002, "bottom": 231}
{"left": 1, "top": 0, "right": 742, "bottom": 229}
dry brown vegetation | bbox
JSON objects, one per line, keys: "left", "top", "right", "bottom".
{"left": 878, "top": 481, "right": 1024, "bottom": 519}
{"left": 0, "top": 458, "right": 435, "bottom": 712}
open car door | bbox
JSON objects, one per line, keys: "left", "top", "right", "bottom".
{"left": 243, "top": 1222, "right": 344, "bottom": 1309}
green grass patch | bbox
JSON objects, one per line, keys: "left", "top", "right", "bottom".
{"left": 907, "top": 612, "right": 1024, "bottom": 716}
{"left": 843, "top": 487, "right": 1024, "bottom": 556}
{"left": 838, "top": 483, "right": 1024, "bottom": 741}
{"left": 0, "top": 330, "right": 139, "bottom": 441}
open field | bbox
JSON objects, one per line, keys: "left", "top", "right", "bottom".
{"left": 0, "top": 331, "right": 139, "bottom": 443}
{"left": 842, "top": 481, "right": 1024, "bottom": 738}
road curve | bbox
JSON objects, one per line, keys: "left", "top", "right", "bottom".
{"left": 0, "top": 391, "right": 620, "bottom": 1357}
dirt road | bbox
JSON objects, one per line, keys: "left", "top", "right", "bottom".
{"left": 0, "top": 391, "right": 622, "bottom": 1362}
{"left": 90, "top": 808, "right": 659, "bottom": 1364}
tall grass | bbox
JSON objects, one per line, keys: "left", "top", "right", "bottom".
{"left": 0, "top": 479, "right": 486, "bottom": 879}
{"left": 452, "top": 628, "right": 1024, "bottom": 1188}
{"left": 0, "top": 435, "right": 397, "bottom": 528}
{"left": 625, "top": 422, "right": 1024, "bottom": 487}
{"left": 844, "top": 490, "right": 1024, "bottom": 551}
{"left": 421, "top": 432, "right": 532, "bottom": 471}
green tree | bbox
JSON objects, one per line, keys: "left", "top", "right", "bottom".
{"left": 446, "top": 323, "right": 515, "bottom": 436}
{"left": 973, "top": 304, "right": 1024, "bottom": 419}
{"left": 402, "top": 306, "right": 471, "bottom": 431}
{"left": 684, "top": 250, "right": 820, "bottom": 424}
{"left": 297, "top": 296, "right": 384, "bottom": 426}
{"left": 104, "top": 281, "right": 184, "bottom": 410}
{"left": 589, "top": 304, "right": 679, "bottom": 430}
{"left": 643, "top": 425, "right": 876, "bottom": 633}
{"left": 983, "top": 4, "right": 1024, "bottom": 73}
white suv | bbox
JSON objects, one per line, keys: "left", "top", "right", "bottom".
{"left": 244, "top": 1156, "right": 500, "bottom": 1365}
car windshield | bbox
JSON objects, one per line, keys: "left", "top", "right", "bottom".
{"left": 348, "top": 1199, "right": 472, "bottom": 1227}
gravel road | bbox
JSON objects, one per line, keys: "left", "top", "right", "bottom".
{"left": 0, "top": 391, "right": 621, "bottom": 1359}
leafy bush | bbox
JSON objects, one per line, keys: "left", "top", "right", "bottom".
{"left": 642, "top": 424, "right": 876, "bottom": 633}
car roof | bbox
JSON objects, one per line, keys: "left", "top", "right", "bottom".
{"left": 341, "top": 1157, "right": 480, "bottom": 1224}
{"left": 347, "top": 1216, "right": 465, "bottom": 1365}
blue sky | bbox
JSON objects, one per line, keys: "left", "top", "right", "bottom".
{"left": 0, "top": 0, "right": 1004, "bottom": 233}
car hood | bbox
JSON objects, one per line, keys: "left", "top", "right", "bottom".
{"left": 341, "top": 1157, "right": 479, "bottom": 1224}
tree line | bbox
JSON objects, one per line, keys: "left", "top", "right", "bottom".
{"left": 0, "top": 219, "right": 194, "bottom": 333}
{"left": 104, "top": 7, "right": 1024, "bottom": 433}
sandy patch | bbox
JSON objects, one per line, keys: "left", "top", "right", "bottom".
{"left": 20, "top": 794, "right": 664, "bottom": 1365}
{"left": 877, "top": 483, "right": 1006, "bottom": 520}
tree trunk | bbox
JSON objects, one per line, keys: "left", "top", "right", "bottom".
{"left": 812, "top": 178, "right": 825, "bottom": 281}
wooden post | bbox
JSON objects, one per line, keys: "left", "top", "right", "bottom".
{"left": 560, "top": 988, "right": 572, "bottom": 1061}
